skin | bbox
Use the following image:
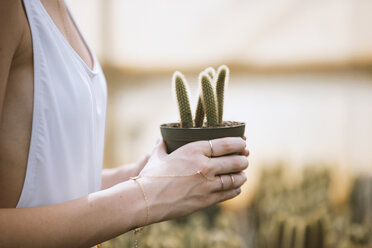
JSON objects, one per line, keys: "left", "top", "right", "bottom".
{"left": 0, "top": 0, "right": 250, "bottom": 247}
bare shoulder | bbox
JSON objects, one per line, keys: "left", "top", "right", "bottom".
{"left": 0, "top": 0, "right": 26, "bottom": 54}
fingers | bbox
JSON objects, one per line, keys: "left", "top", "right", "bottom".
{"left": 209, "top": 172, "right": 247, "bottom": 192}
{"left": 242, "top": 137, "right": 249, "bottom": 156}
{"left": 191, "top": 137, "right": 246, "bottom": 157}
{"left": 209, "top": 155, "right": 248, "bottom": 175}
{"left": 213, "top": 188, "right": 242, "bottom": 203}
{"left": 211, "top": 137, "right": 246, "bottom": 156}
{"left": 242, "top": 148, "right": 250, "bottom": 157}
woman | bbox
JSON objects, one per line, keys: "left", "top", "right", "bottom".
{"left": 0, "top": 0, "right": 249, "bottom": 247}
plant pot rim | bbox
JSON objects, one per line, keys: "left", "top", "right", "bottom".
{"left": 160, "top": 121, "right": 245, "bottom": 130}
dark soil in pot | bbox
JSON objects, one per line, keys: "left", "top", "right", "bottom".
{"left": 160, "top": 121, "right": 245, "bottom": 153}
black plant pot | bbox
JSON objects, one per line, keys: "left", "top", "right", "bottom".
{"left": 160, "top": 122, "right": 245, "bottom": 153}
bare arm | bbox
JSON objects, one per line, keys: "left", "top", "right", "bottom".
{"left": 0, "top": 181, "right": 147, "bottom": 247}
{"left": 101, "top": 153, "right": 150, "bottom": 190}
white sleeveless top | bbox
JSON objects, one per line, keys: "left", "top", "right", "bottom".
{"left": 17, "top": 0, "right": 107, "bottom": 208}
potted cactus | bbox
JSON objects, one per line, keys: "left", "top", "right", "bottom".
{"left": 160, "top": 65, "right": 245, "bottom": 153}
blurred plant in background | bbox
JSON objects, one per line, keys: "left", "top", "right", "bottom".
{"left": 104, "top": 211, "right": 245, "bottom": 248}
{"left": 102, "top": 166, "right": 372, "bottom": 248}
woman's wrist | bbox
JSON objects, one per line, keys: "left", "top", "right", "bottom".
{"left": 127, "top": 176, "right": 168, "bottom": 226}
{"left": 95, "top": 179, "right": 149, "bottom": 233}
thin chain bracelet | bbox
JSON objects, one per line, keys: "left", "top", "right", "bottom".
{"left": 129, "top": 170, "right": 215, "bottom": 248}
{"left": 130, "top": 177, "right": 149, "bottom": 248}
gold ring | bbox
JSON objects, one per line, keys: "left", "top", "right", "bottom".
{"left": 208, "top": 140, "right": 214, "bottom": 157}
{"left": 230, "top": 174, "right": 235, "bottom": 187}
{"left": 219, "top": 175, "right": 225, "bottom": 190}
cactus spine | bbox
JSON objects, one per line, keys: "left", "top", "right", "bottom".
{"left": 194, "top": 68, "right": 216, "bottom": 127}
{"left": 216, "top": 65, "right": 229, "bottom": 124}
{"left": 173, "top": 72, "right": 193, "bottom": 128}
{"left": 200, "top": 73, "right": 218, "bottom": 127}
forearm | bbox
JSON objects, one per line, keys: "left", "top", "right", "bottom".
{"left": 101, "top": 163, "right": 139, "bottom": 190}
{"left": 0, "top": 180, "right": 146, "bottom": 248}
{"left": 102, "top": 154, "right": 151, "bottom": 190}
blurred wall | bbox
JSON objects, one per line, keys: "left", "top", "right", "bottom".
{"left": 66, "top": 1, "right": 372, "bottom": 178}
{"left": 68, "top": 0, "right": 372, "bottom": 69}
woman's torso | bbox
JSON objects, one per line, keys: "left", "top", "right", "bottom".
{"left": 0, "top": 0, "right": 107, "bottom": 208}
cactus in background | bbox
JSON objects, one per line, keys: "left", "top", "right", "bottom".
{"left": 104, "top": 165, "right": 372, "bottom": 248}
{"left": 200, "top": 73, "right": 219, "bottom": 127}
{"left": 304, "top": 215, "right": 326, "bottom": 248}
{"left": 269, "top": 213, "right": 327, "bottom": 248}
{"left": 215, "top": 65, "right": 229, "bottom": 124}
{"left": 281, "top": 219, "right": 303, "bottom": 248}
{"left": 350, "top": 177, "right": 372, "bottom": 225}
{"left": 339, "top": 224, "right": 372, "bottom": 248}
{"left": 349, "top": 224, "right": 371, "bottom": 246}
{"left": 173, "top": 72, "right": 193, "bottom": 128}
{"left": 256, "top": 168, "right": 331, "bottom": 248}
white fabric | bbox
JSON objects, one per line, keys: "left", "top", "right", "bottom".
{"left": 17, "top": 0, "right": 107, "bottom": 208}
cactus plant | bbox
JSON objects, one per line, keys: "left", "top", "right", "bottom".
{"left": 172, "top": 65, "right": 229, "bottom": 128}
{"left": 200, "top": 73, "right": 219, "bottom": 127}
{"left": 215, "top": 65, "right": 229, "bottom": 124}
{"left": 194, "top": 91, "right": 205, "bottom": 128}
{"left": 162, "top": 65, "right": 244, "bottom": 153}
{"left": 172, "top": 72, "right": 193, "bottom": 128}
{"left": 205, "top": 66, "right": 216, "bottom": 79}
{"left": 194, "top": 67, "right": 216, "bottom": 127}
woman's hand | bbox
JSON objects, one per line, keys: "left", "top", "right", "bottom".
{"left": 0, "top": 137, "right": 248, "bottom": 247}
{"left": 136, "top": 137, "right": 249, "bottom": 226}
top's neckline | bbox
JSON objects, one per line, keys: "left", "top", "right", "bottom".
{"left": 37, "top": 0, "right": 98, "bottom": 76}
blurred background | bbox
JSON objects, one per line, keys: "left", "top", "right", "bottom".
{"left": 68, "top": 0, "right": 372, "bottom": 247}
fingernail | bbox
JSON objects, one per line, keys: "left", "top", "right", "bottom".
{"left": 236, "top": 188, "right": 241, "bottom": 194}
